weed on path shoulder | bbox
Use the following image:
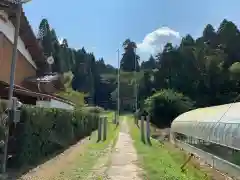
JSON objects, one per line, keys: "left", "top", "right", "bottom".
{"left": 127, "top": 116, "right": 209, "bottom": 180}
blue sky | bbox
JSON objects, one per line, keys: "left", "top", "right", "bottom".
{"left": 24, "top": 0, "right": 240, "bottom": 67}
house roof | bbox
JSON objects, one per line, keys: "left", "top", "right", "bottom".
{"left": 23, "top": 73, "right": 65, "bottom": 93}
{"left": 24, "top": 73, "right": 63, "bottom": 83}
{"left": 0, "top": 1, "right": 47, "bottom": 71}
{"left": 0, "top": 81, "right": 75, "bottom": 106}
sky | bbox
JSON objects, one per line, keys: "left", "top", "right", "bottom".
{"left": 23, "top": 0, "right": 240, "bottom": 67}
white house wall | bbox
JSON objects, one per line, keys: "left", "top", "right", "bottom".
{"left": 36, "top": 99, "right": 74, "bottom": 110}
{"left": 50, "top": 99, "right": 74, "bottom": 110}
{"left": 36, "top": 100, "right": 50, "bottom": 108}
{"left": 0, "top": 10, "right": 37, "bottom": 69}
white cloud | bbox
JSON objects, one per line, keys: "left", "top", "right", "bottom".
{"left": 137, "top": 27, "right": 181, "bottom": 61}
{"left": 58, "top": 37, "right": 64, "bottom": 44}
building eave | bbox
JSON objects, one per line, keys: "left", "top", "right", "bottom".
{"left": 0, "top": 1, "right": 47, "bottom": 70}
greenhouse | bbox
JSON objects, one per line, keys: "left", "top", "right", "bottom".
{"left": 171, "top": 102, "right": 240, "bottom": 151}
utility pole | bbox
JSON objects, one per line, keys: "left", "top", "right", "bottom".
{"left": 116, "top": 49, "right": 120, "bottom": 123}
{"left": 89, "top": 65, "right": 94, "bottom": 106}
{"left": 2, "top": 3, "right": 21, "bottom": 174}
{"left": 134, "top": 48, "right": 138, "bottom": 121}
{"left": 2, "top": 0, "right": 32, "bottom": 173}
{"left": 87, "top": 54, "right": 94, "bottom": 106}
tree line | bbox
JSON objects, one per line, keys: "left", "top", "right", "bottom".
{"left": 115, "top": 19, "right": 240, "bottom": 126}
{"left": 138, "top": 19, "right": 240, "bottom": 127}
{"left": 38, "top": 18, "right": 240, "bottom": 126}
{"left": 139, "top": 19, "right": 240, "bottom": 108}
{"left": 37, "top": 18, "right": 117, "bottom": 108}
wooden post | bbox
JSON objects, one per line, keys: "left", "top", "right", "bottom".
{"left": 181, "top": 153, "right": 194, "bottom": 172}
{"left": 98, "top": 118, "right": 102, "bottom": 141}
{"left": 141, "top": 116, "right": 145, "bottom": 143}
{"left": 146, "top": 115, "right": 151, "bottom": 144}
{"left": 135, "top": 114, "right": 138, "bottom": 126}
{"left": 116, "top": 113, "right": 119, "bottom": 125}
{"left": 135, "top": 111, "right": 139, "bottom": 126}
{"left": 114, "top": 112, "right": 118, "bottom": 124}
{"left": 103, "top": 117, "right": 107, "bottom": 141}
{"left": 113, "top": 112, "right": 116, "bottom": 124}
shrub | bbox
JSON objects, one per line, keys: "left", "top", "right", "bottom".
{"left": 144, "top": 89, "right": 195, "bottom": 128}
{"left": 81, "top": 106, "right": 104, "bottom": 114}
{"left": 13, "top": 105, "right": 99, "bottom": 166}
{"left": 57, "top": 88, "right": 86, "bottom": 107}
{"left": 0, "top": 99, "right": 8, "bottom": 140}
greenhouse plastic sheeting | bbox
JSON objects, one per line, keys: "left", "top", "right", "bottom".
{"left": 171, "top": 102, "right": 240, "bottom": 150}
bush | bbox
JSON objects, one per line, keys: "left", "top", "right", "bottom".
{"left": 144, "top": 89, "right": 195, "bottom": 128}
{"left": 0, "top": 99, "right": 8, "bottom": 140}
{"left": 81, "top": 106, "right": 104, "bottom": 114}
{"left": 57, "top": 88, "right": 86, "bottom": 107}
{"left": 13, "top": 105, "right": 99, "bottom": 166}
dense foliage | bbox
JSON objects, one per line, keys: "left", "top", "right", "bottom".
{"left": 137, "top": 19, "right": 240, "bottom": 126}
{"left": 0, "top": 101, "right": 7, "bottom": 140}
{"left": 81, "top": 106, "right": 104, "bottom": 113}
{"left": 37, "top": 19, "right": 117, "bottom": 108}
{"left": 144, "top": 89, "right": 195, "bottom": 127}
{"left": 11, "top": 105, "right": 99, "bottom": 166}
{"left": 150, "top": 20, "right": 240, "bottom": 107}
{"left": 120, "top": 39, "right": 140, "bottom": 72}
{"left": 56, "top": 72, "right": 86, "bottom": 107}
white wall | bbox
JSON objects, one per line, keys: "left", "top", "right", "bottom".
{"left": 36, "top": 100, "right": 50, "bottom": 108}
{"left": 50, "top": 99, "right": 74, "bottom": 110}
{"left": 36, "top": 99, "right": 74, "bottom": 110}
{"left": 0, "top": 10, "right": 37, "bottom": 69}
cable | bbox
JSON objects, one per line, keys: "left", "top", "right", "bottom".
{"left": 178, "top": 94, "right": 240, "bottom": 172}
{"left": 203, "top": 93, "right": 240, "bottom": 145}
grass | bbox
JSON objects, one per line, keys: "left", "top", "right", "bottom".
{"left": 55, "top": 112, "right": 119, "bottom": 179}
{"left": 127, "top": 116, "right": 209, "bottom": 180}
{"left": 56, "top": 87, "right": 86, "bottom": 107}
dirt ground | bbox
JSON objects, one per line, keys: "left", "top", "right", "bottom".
{"left": 11, "top": 137, "right": 90, "bottom": 180}
{"left": 4, "top": 119, "right": 142, "bottom": 180}
{"left": 106, "top": 119, "right": 143, "bottom": 180}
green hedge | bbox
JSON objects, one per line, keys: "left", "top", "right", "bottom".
{"left": 81, "top": 106, "right": 104, "bottom": 114}
{"left": 0, "top": 100, "right": 7, "bottom": 140}
{"left": 13, "top": 105, "right": 99, "bottom": 166}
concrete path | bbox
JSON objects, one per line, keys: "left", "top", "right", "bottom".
{"left": 107, "top": 118, "right": 142, "bottom": 180}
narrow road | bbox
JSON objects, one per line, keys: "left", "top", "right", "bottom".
{"left": 107, "top": 118, "right": 142, "bottom": 180}
{"left": 15, "top": 138, "right": 89, "bottom": 180}
{"left": 9, "top": 117, "right": 142, "bottom": 180}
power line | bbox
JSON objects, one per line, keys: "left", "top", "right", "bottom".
{"left": 208, "top": 95, "right": 240, "bottom": 135}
